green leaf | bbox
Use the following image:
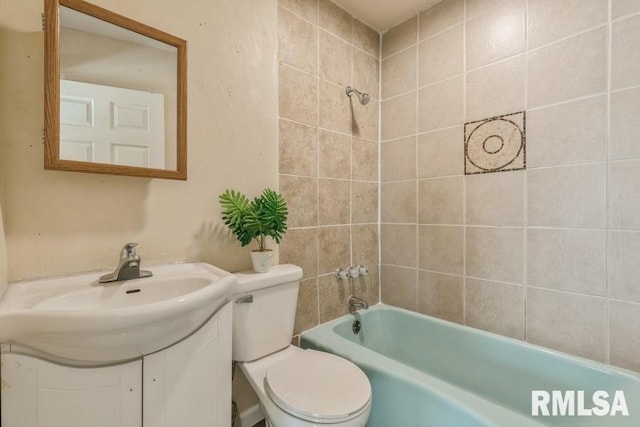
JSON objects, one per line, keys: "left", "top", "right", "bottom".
{"left": 219, "top": 189, "right": 252, "bottom": 246}
{"left": 218, "top": 188, "right": 288, "bottom": 249}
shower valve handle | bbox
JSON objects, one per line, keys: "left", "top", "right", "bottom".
{"left": 336, "top": 268, "right": 349, "bottom": 280}
{"left": 348, "top": 266, "right": 360, "bottom": 278}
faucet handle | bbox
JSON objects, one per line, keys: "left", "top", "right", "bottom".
{"left": 348, "top": 266, "right": 360, "bottom": 278}
{"left": 121, "top": 242, "right": 139, "bottom": 259}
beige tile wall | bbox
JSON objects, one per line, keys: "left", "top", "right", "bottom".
{"left": 380, "top": 0, "right": 640, "bottom": 372}
{"left": 277, "top": 0, "right": 380, "bottom": 341}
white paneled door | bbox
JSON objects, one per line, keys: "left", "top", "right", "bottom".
{"left": 60, "top": 80, "right": 165, "bottom": 168}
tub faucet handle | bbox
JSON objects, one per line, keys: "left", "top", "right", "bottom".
{"left": 358, "top": 265, "right": 368, "bottom": 276}
{"left": 336, "top": 268, "right": 349, "bottom": 280}
{"left": 348, "top": 265, "right": 360, "bottom": 278}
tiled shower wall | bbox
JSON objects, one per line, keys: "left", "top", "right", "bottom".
{"left": 380, "top": 0, "right": 640, "bottom": 372}
{"left": 276, "top": 0, "right": 381, "bottom": 340}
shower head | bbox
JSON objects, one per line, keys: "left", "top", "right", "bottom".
{"left": 346, "top": 86, "right": 370, "bottom": 105}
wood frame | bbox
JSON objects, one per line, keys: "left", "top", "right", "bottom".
{"left": 44, "top": 0, "right": 188, "bottom": 180}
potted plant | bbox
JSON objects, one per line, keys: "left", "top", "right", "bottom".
{"left": 219, "top": 188, "right": 288, "bottom": 273}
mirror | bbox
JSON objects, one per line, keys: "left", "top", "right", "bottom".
{"left": 44, "top": 0, "right": 187, "bottom": 179}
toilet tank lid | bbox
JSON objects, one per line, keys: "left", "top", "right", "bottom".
{"left": 233, "top": 264, "right": 302, "bottom": 294}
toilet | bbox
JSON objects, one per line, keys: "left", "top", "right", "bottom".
{"left": 233, "top": 264, "right": 371, "bottom": 427}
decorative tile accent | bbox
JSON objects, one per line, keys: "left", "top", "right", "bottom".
{"left": 464, "top": 111, "right": 526, "bottom": 175}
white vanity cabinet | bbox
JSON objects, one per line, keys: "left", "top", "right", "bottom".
{"left": 143, "top": 302, "right": 232, "bottom": 427}
{"left": 1, "top": 302, "right": 232, "bottom": 427}
{"left": 1, "top": 354, "right": 142, "bottom": 427}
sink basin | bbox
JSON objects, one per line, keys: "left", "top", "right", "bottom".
{"left": 0, "top": 262, "right": 235, "bottom": 365}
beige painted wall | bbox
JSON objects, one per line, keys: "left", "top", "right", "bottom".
{"left": 60, "top": 27, "right": 178, "bottom": 169}
{"left": 0, "top": 0, "right": 278, "bottom": 281}
{"left": 0, "top": 202, "right": 8, "bottom": 297}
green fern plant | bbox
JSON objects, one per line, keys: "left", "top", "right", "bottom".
{"left": 219, "top": 188, "right": 288, "bottom": 251}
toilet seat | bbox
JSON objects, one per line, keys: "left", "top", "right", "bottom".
{"left": 264, "top": 349, "right": 371, "bottom": 424}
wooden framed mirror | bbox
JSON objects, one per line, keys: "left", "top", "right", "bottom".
{"left": 44, "top": 0, "right": 187, "bottom": 180}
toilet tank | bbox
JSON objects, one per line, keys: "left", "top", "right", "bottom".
{"left": 232, "top": 264, "right": 303, "bottom": 362}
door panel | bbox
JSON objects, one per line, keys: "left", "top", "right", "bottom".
{"left": 60, "top": 80, "right": 165, "bottom": 168}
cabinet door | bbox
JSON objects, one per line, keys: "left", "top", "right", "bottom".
{"left": 143, "top": 303, "right": 232, "bottom": 427}
{"left": 1, "top": 354, "right": 142, "bottom": 427}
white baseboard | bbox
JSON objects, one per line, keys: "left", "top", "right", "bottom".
{"left": 239, "top": 403, "right": 264, "bottom": 427}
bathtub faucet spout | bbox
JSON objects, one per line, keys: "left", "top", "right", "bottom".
{"left": 348, "top": 295, "right": 369, "bottom": 312}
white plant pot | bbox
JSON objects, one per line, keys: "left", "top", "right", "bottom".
{"left": 250, "top": 250, "right": 273, "bottom": 273}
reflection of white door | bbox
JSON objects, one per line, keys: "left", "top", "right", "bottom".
{"left": 60, "top": 80, "right": 165, "bottom": 168}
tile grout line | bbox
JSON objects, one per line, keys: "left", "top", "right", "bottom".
{"left": 305, "top": 3, "right": 634, "bottom": 361}
{"left": 315, "top": 0, "right": 321, "bottom": 328}
{"left": 278, "top": 3, "right": 381, "bottom": 62}
{"left": 279, "top": 60, "right": 382, "bottom": 103}
{"left": 349, "top": 16, "right": 354, "bottom": 271}
{"left": 414, "top": 9, "right": 420, "bottom": 311}
{"left": 376, "top": 160, "right": 630, "bottom": 184}
{"left": 461, "top": 0, "right": 468, "bottom": 327}
{"left": 379, "top": 87, "right": 632, "bottom": 141}
{"left": 380, "top": 55, "right": 640, "bottom": 112}
{"left": 279, "top": 2, "right": 640, "bottom": 358}
{"left": 382, "top": 73, "right": 462, "bottom": 103}
{"left": 526, "top": 90, "right": 608, "bottom": 112}
{"left": 378, "top": 28, "right": 383, "bottom": 304}
{"left": 280, "top": 173, "right": 376, "bottom": 184}
{"left": 523, "top": 0, "right": 529, "bottom": 343}
{"left": 379, "top": 264, "right": 623, "bottom": 300}
{"left": 385, "top": 8, "right": 518, "bottom": 64}
{"left": 526, "top": 21, "right": 608, "bottom": 55}
{"left": 604, "top": 0, "right": 613, "bottom": 365}
{"left": 381, "top": 123, "right": 460, "bottom": 143}
{"left": 611, "top": 9, "right": 640, "bottom": 22}
{"left": 380, "top": 223, "right": 640, "bottom": 233}
{"left": 383, "top": 20, "right": 613, "bottom": 103}
{"left": 610, "top": 83, "right": 640, "bottom": 94}
{"left": 279, "top": 116, "right": 377, "bottom": 142}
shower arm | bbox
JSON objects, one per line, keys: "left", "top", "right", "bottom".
{"left": 345, "top": 86, "right": 362, "bottom": 97}
{"left": 345, "top": 86, "right": 370, "bottom": 105}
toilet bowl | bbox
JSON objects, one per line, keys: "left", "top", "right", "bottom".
{"left": 240, "top": 346, "right": 371, "bottom": 427}
{"left": 233, "top": 265, "right": 371, "bottom": 427}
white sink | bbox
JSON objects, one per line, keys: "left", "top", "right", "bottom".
{"left": 0, "top": 262, "right": 235, "bottom": 365}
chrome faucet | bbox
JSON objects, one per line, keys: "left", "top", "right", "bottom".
{"left": 99, "top": 243, "right": 153, "bottom": 283}
{"left": 347, "top": 295, "right": 369, "bottom": 312}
